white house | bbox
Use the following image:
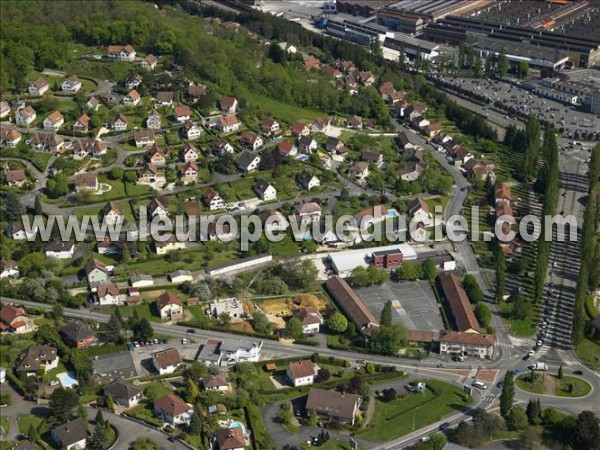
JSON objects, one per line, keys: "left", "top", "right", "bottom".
{"left": 219, "top": 339, "right": 263, "bottom": 364}
{"left": 61, "top": 76, "right": 82, "bottom": 93}
{"left": 7, "top": 222, "right": 38, "bottom": 241}
{"left": 94, "top": 283, "right": 124, "bottom": 306}
{"left": 107, "top": 45, "right": 136, "bottom": 61}
{"left": 129, "top": 273, "right": 154, "bottom": 288}
{"left": 182, "top": 121, "right": 202, "bottom": 140}
{"left": 201, "top": 374, "right": 229, "bottom": 392}
{"left": 253, "top": 181, "right": 277, "bottom": 201}
{"left": 16, "top": 106, "right": 36, "bottom": 126}
{"left": 43, "top": 110, "right": 64, "bottom": 130}
{"left": 45, "top": 241, "right": 75, "bottom": 259}
{"left": 0, "top": 260, "right": 19, "bottom": 279}
{"left": 203, "top": 188, "right": 225, "bottom": 211}
{"left": 28, "top": 78, "right": 49, "bottom": 96}
{"left": 152, "top": 348, "right": 181, "bottom": 375}
{"left": 296, "top": 172, "right": 320, "bottom": 191}
{"left": 146, "top": 110, "right": 162, "bottom": 129}
{"left": 51, "top": 418, "right": 87, "bottom": 450}
{"left": 287, "top": 360, "right": 317, "bottom": 387}
{"left": 293, "top": 307, "right": 323, "bottom": 334}
{"left": 169, "top": 270, "right": 193, "bottom": 283}
{"left": 298, "top": 135, "right": 317, "bottom": 153}
{"left": 240, "top": 131, "right": 263, "bottom": 151}
{"left": 103, "top": 381, "right": 144, "bottom": 408}
{"left": 154, "top": 393, "right": 192, "bottom": 426}
{"left": 407, "top": 197, "right": 432, "bottom": 227}
{"left": 156, "top": 291, "right": 183, "bottom": 321}
{"left": 180, "top": 143, "right": 200, "bottom": 162}
{"left": 217, "top": 114, "right": 240, "bottom": 133}
{"left": 236, "top": 151, "right": 261, "bottom": 173}
{"left": 174, "top": 106, "right": 192, "bottom": 123}
{"left": 123, "top": 89, "right": 141, "bottom": 106}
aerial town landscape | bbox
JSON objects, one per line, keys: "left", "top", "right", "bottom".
{"left": 0, "top": 0, "right": 599, "bottom": 449}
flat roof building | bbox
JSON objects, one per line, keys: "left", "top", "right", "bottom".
{"left": 328, "top": 243, "right": 417, "bottom": 278}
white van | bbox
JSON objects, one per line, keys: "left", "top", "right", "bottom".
{"left": 472, "top": 381, "right": 488, "bottom": 389}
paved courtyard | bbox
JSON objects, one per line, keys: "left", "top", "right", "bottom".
{"left": 355, "top": 281, "right": 444, "bottom": 332}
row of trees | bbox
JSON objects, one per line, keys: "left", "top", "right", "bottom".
{"left": 572, "top": 143, "right": 600, "bottom": 344}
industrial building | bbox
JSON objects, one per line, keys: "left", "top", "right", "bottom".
{"left": 384, "top": 34, "right": 440, "bottom": 60}
{"left": 327, "top": 243, "right": 417, "bottom": 278}
{"left": 325, "top": 18, "right": 389, "bottom": 45}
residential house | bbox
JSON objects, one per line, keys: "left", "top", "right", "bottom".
{"left": 138, "top": 164, "right": 166, "bottom": 185}
{"left": 293, "top": 307, "right": 323, "bottom": 334}
{"left": 16, "top": 345, "right": 58, "bottom": 375}
{"left": 305, "top": 388, "right": 361, "bottom": 425}
{"left": 348, "top": 161, "right": 370, "bottom": 180}
{"left": 325, "top": 277, "right": 380, "bottom": 336}
{"left": 129, "top": 273, "right": 154, "bottom": 288}
{"left": 216, "top": 427, "right": 246, "bottom": 450}
{"left": 346, "top": 116, "right": 363, "bottom": 129}
{"left": 495, "top": 183, "right": 514, "bottom": 205}
{"left": 147, "top": 197, "right": 169, "bottom": 218}
{"left": 399, "top": 162, "right": 424, "bottom": 182}
{"left": 5, "top": 170, "right": 27, "bottom": 188}
{"left": 0, "top": 128, "right": 22, "bottom": 148}
{"left": 423, "top": 122, "right": 443, "bottom": 138}
{"left": 296, "top": 172, "right": 320, "bottom": 190}
{"left": 141, "top": 54, "right": 157, "bottom": 70}
{"left": 260, "top": 118, "right": 280, "bottom": 135}
{"left": 206, "top": 222, "right": 235, "bottom": 242}
{"left": 174, "top": 105, "right": 192, "bottom": 123}
{"left": 74, "top": 172, "right": 99, "bottom": 193}
{"left": 217, "top": 114, "right": 239, "bottom": 133}
{"left": 133, "top": 129, "right": 155, "bottom": 148}
{"left": 16, "top": 106, "right": 36, "bottom": 126}
{"left": 296, "top": 202, "right": 322, "bottom": 222}
{"left": 219, "top": 96, "right": 238, "bottom": 114}
{"left": 0, "top": 305, "right": 32, "bottom": 334}
{"left": 239, "top": 131, "right": 263, "bottom": 151}
{"left": 168, "top": 270, "right": 193, "bottom": 283}
{"left": 103, "top": 381, "right": 144, "bottom": 407}
{"left": 203, "top": 188, "right": 225, "bottom": 210}
{"left": 123, "top": 89, "right": 141, "bottom": 106}
{"left": 29, "top": 132, "right": 64, "bottom": 153}
{"left": 86, "top": 97, "right": 101, "bottom": 111}
{"left": 201, "top": 374, "right": 229, "bottom": 392}
{"left": 85, "top": 258, "right": 109, "bottom": 285}
{"left": 361, "top": 151, "right": 384, "bottom": 169}
{"left": 303, "top": 55, "right": 321, "bottom": 70}
{"left": 182, "top": 121, "right": 202, "bottom": 140}
{"left": 407, "top": 197, "right": 432, "bottom": 227}
{"left": 72, "top": 114, "right": 90, "bottom": 133}
{"left": 94, "top": 283, "right": 123, "bottom": 306}
{"left": 290, "top": 122, "right": 310, "bottom": 137}
{"left": 298, "top": 135, "right": 317, "bottom": 153}
{"left": 147, "top": 146, "right": 166, "bottom": 166}
{"left": 153, "top": 393, "right": 192, "bottom": 425}
{"left": 107, "top": 45, "right": 136, "bottom": 61}
{"left": 287, "top": 360, "right": 317, "bottom": 387}
{"left": 278, "top": 141, "right": 297, "bottom": 157}
{"left": 0, "top": 260, "right": 19, "bottom": 279}
{"left": 450, "top": 145, "right": 473, "bottom": 167}
{"left": 51, "top": 418, "right": 88, "bottom": 450}
{"left": 152, "top": 348, "right": 182, "bottom": 374}
{"left": 61, "top": 76, "right": 82, "bottom": 93}
{"left": 28, "top": 78, "right": 49, "bottom": 96}
{"left": 7, "top": 222, "right": 37, "bottom": 241}
{"left": 155, "top": 92, "right": 174, "bottom": 107}
{"left": 45, "top": 241, "right": 75, "bottom": 259}
{"left": 180, "top": 143, "right": 200, "bottom": 163}
{"left": 187, "top": 83, "right": 206, "bottom": 99}
{"left": 311, "top": 117, "right": 331, "bottom": 133}
{"left": 155, "top": 235, "right": 186, "bottom": 255}
{"left": 61, "top": 321, "right": 96, "bottom": 348}
{"left": 236, "top": 151, "right": 261, "bottom": 173}
{"left": 0, "top": 101, "right": 9, "bottom": 118}
{"left": 439, "top": 331, "right": 495, "bottom": 359}
{"left": 73, "top": 139, "right": 106, "bottom": 158}
{"left": 253, "top": 180, "right": 277, "bottom": 201}
{"left": 146, "top": 110, "right": 162, "bottom": 129}
{"left": 325, "top": 66, "right": 343, "bottom": 79}
{"left": 326, "top": 137, "right": 345, "bottom": 154}
{"left": 112, "top": 114, "right": 128, "bottom": 131}
{"left": 358, "top": 71, "right": 375, "bottom": 86}
{"left": 260, "top": 210, "right": 288, "bottom": 234}
{"left": 179, "top": 161, "right": 199, "bottom": 184}
{"left": 156, "top": 292, "right": 184, "bottom": 322}
{"left": 125, "top": 74, "right": 142, "bottom": 90}
{"left": 97, "top": 237, "right": 120, "bottom": 256}
{"left": 43, "top": 110, "right": 64, "bottom": 130}
{"left": 218, "top": 339, "right": 263, "bottom": 363}
{"left": 278, "top": 42, "right": 297, "bottom": 54}
{"left": 436, "top": 273, "right": 481, "bottom": 334}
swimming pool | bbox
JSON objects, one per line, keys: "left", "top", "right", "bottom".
{"left": 56, "top": 372, "right": 79, "bottom": 388}
{"left": 296, "top": 154, "right": 309, "bottom": 162}
{"left": 388, "top": 209, "right": 399, "bottom": 217}
{"left": 230, "top": 421, "right": 243, "bottom": 429}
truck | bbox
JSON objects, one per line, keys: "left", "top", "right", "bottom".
{"left": 531, "top": 362, "right": 548, "bottom": 371}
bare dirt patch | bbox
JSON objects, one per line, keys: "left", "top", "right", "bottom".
{"left": 258, "top": 294, "right": 328, "bottom": 316}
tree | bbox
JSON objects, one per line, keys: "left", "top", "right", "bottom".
{"left": 519, "top": 61, "right": 529, "bottom": 78}
{"left": 327, "top": 312, "right": 348, "bottom": 334}
{"left": 87, "top": 419, "right": 108, "bottom": 450}
{"left": 252, "top": 311, "right": 272, "bottom": 335}
{"left": 526, "top": 398, "right": 542, "bottom": 425}
{"left": 421, "top": 259, "right": 437, "bottom": 281}
{"left": 189, "top": 405, "right": 203, "bottom": 436}
{"left": 121, "top": 244, "right": 131, "bottom": 264}
{"left": 109, "top": 167, "right": 123, "bottom": 180}
{"left": 184, "top": 377, "right": 199, "bottom": 403}
{"left": 276, "top": 403, "right": 292, "bottom": 424}
{"left": 380, "top": 300, "right": 393, "bottom": 327}
{"left": 315, "top": 368, "right": 331, "bottom": 383}
{"left": 49, "top": 387, "right": 80, "bottom": 422}
{"left": 506, "top": 407, "right": 529, "bottom": 431}
{"left": 277, "top": 260, "right": 317, "bottom": 290}
{"left": 52, "top": 303, "right": 64, "bottom": 321}
{"left": 4, "top": 192, "right": 26, "bottom": 221}
{"left": 34, "top": 194, "right": 43, "bottom": 216}
{"left": 512, "top": 294, "right": 530, "bottom": 320}
{"left": 498, "top": 50, "right": 509, "bottom": 78}
{"left": 132, "top": 317, "right": 153, "bottom": 341}
{"left": 107, "top": 311, "right": 123, "bottom": 343}
{"left": 286, "top": 317, "right": 303, "bottom": 339}
{"left": 104, "top": 394, "right": 114, "bottom": 411}
{"left": 558, "top": 364, "right": 563, "bottom": 379}
{"left": 28, "top": 423, "right": 40, "bottom": 443}
{"left": 573, "top": 411, "right": 600, "bottom": 450}
{"left": 370, "top": 324, "right": 407, "bottom": 355}
{"left": 474, "top": 303, "right": 491, "bottom": 327}
{"left": 413, "top": 433, "right": 447, "bottom": 450}
{"left": 95, "top": 410, "right": 105, "bottom": 426}
{"left": 500, "top": 371, "right": 515, "bottom": 419}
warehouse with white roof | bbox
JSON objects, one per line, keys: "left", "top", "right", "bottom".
{"left": 327, "top": 243, "right": 417, "bottom": 278}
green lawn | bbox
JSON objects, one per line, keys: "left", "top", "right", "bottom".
{"left": 2, "top": 148, "right": 54, "bottom": 172}
{"left": 554, "top": 375, "right": 592, "bottom": 397}
{"left": 499, "top": 301, "right": 537, "bottom": 337}
{"left": 246, "top": 92, "right": 321, "bottom": 123}
{"left": 515, "top": 373, "right": 544, "bottom": 394}
{"left": 575, "top": 337, "right": 600, "bottom": 370}
{"left": 128, "top": 404, "right": 164, "bottom": 427}
{"left": 358, "top": 380, "right": 471, "bottom": 441}
{"left": 0, "top": 416, "right": 9, "bottom": 436}
{"left": 18, "top": 414, "right": 45, "bottom": 435}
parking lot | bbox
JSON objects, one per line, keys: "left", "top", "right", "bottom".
{"left": 128, "top": 338, "right": 200, "bottom": 376}
{"left": 355, "top": 280, "right": 444, "bottom": 332}
{"left": 437, "top": 77, "right": 600, "bottom": 140}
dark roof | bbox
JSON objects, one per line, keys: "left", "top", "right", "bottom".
{"left": 325, "top": 277, "right": 379, "bottom": 335}
{"left": 93, "top": 351, "right": 136, "bottom": 376}
{"left": 236, "top": 151, "right": 258, "bottom": 168}
{"left": 202, "top": 374, "right": 229, "bottom": 389}
{"left": 305, "top": 388, "right": 360, "bottom": 422}
{"left": 103, "top": 380, "right": 143, "bottom": 399}
{"left": 52, "top": 418, "right": 87, "bottom": 447}
{"left": 437, "top": 273, "right": 481, "bottom": 333}
{"left": 296, "top": 171, "right": 318, "bottom": 188}
{"left": 61, "top": 321, "right": 95, "bottom": 342}
{"left": 16, "top": 345, "right": 57, "bottom": 371}
{"left": 46, "top": 241, "right": 74, "bottom": 252}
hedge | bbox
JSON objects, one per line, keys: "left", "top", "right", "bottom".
{"left": 245, "top": 403, "right": 270, "bottom": 450}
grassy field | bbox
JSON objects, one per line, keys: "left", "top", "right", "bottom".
{"left": 554, "top": 375, "right": 592, "bottom": 397}
{"left": 499, "top": 301, "right": 537, "bottom": 337}
{"left": 515, "top": 373, "right": 544, "bottom": 394}
{"left": 575, "top": 337, "right": 600, "bottom": 370}
{"left": 2, "top": 148, "right": 54, "bottom": 172}
{"left": 358, "top": 379, "right": 471, "bottom": 441}
{"left": 129, "top": 404, "right": 164, "bottom": 427}
{"left": 246, "top": 92, "right": 321, "bottom": 123}
{"left": 18, "top": 414, "right": 45, "bottom": 434}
